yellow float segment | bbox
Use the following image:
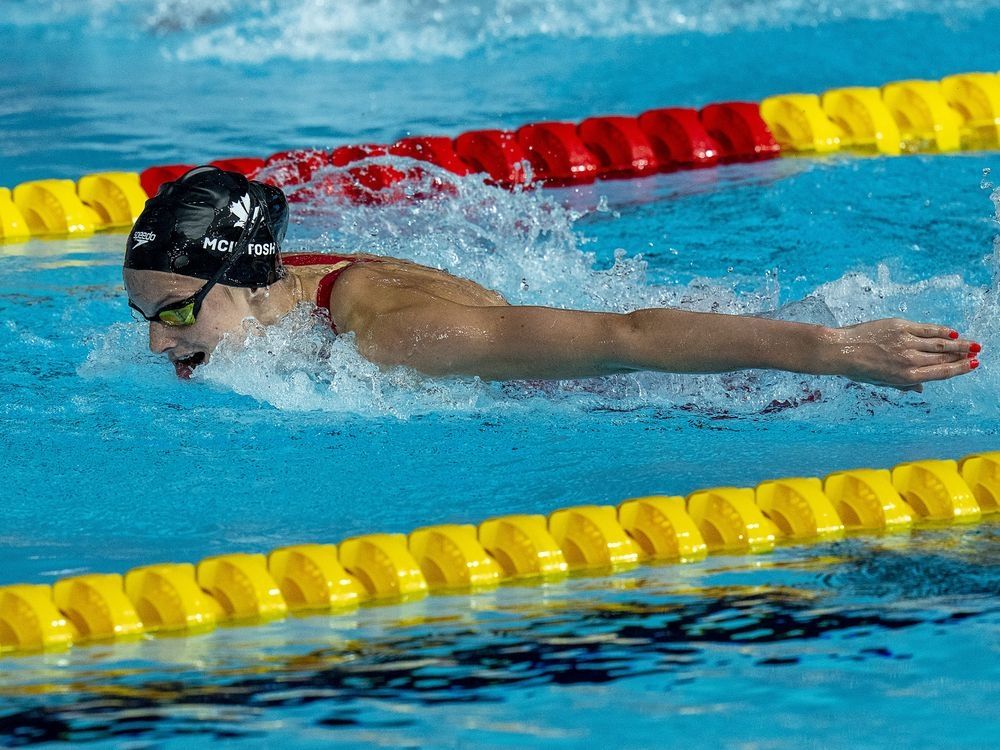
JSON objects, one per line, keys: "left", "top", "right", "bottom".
{"left": 77, "top": 171, "right": 148, "bottom": 229}
{"left": 822, "top": 468, "right": 913, "bottom": 530}
{"left": 881, "top": 79, "right": 962, "bottom": 152}
{"left": 755, "top": 478, "right": 845, "bottom": 541}
{"left": 685, "top": 487, "right": 777, "bottom": 553}
{"left": 616, "top": 495, "right": 707, "bottom": 561}
{"left": 958, "top": 451, "right": 1000, "bottom": 513}
{"left": 12, "top": 178, "right": 100, "bottom": 235}
{"left": 196, "top": 553, "right": 288, "bottom": 621}
{"left": 267, "top": 544, "right": 367, "bottom": 612}
{"left": 759, "top": 93, "right": 842, "bottom": 153}
{"left": 890, "top": 460, "right": 981, "bottom": 523}
{"left": 407, "top": 524, "right": 503, "bottom": 590}
{"left": 0, "top": 187, "right": 31, "bottom": 242}
{"left": 477, "top": 514, "right": 568, "bottom": 578}
{"left": 939, "top": 72, "right": 1000, "bottom": 148}
{"left": 0, "top": 584, "right": 77, "bottom": 653}
{"left": 124, "top": 563, "right": 224, "bottom": 633}
{"left": 821, "top": 87, "right": 902, "bottom": 154}
{"left": 52, "top": 574, "right": 144, "bottom": 641}
{"left": 547, "top": 505, "right": 641, "bottom": 569}
{"left": 337, "top": 533, "right": 428, "bottom": 599}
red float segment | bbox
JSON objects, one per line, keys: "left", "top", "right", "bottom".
{"left": 260, "top": 144, "right": 434, "bottom": 205}
{"left": 516, "top": 122, "right": 600, "bottom": 186}
{"left": 698, "top": 102, "right": 780, "bottom": 162}
{"left": 260, "top": 149, "right": 338, "bottom": 187}
{"left": 327, "top": 144, "right": 410, "bottom": 203}
{"left": 208, "top": 157, "right": 266, "bottom": 178}
{"left": 139, "top": 164, "right": 194, "bottom": 197}
{"left": 577, "top": 116, "right": 658, "bottom": 178}
{"left": 453, "top": 130, "right": 528, "bottom": 187}
{"left": 330, "top": 143, "right": 388, "bottom": 166}
{"left": 390, "top": 137, "right": 472, "bottom": 175}
{"left": 637, "top": 108, "right": 720, "bottom": 170}
{"left": 342, "top": 163, "right": 408, "bottom": 201}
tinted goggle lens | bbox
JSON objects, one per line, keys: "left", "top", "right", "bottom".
{"left": 157, "top": 303, "right": 196, "bottom": 326}
{"left": 128, "top": 299, "right": 197, "bottom": 327}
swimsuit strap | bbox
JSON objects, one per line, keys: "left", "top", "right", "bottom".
{"left": 281, "top": 253, "right": 382, "bottom": 333}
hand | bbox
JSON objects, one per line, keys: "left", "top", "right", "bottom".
{"left": 831, "top": 318, "right": 980, "bottom": 393}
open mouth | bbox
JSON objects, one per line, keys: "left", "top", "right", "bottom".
{"left": 173, "top": 352, "right": 206, "bottom": 380}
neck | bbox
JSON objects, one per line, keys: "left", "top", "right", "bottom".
{"left": 249, "top": 273, "right": 302, "bottom": 325}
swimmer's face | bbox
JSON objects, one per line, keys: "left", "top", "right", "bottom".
{"left": 123, "top": 269, "right": 256, "bottom": 379}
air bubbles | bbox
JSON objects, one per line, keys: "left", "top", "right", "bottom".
{"left": 980, "top": 166, "right": 993, "bottom": 191}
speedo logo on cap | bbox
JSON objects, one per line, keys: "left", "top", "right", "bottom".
{"left": 132, "top": 230, "right": 157, "bottom": 247}
{"left": 203, "top": 237, "right": 276, "bottom": 256}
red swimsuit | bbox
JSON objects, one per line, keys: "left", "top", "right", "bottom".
{"left": 281, "top": 253, "right": 378, "bottom": 333}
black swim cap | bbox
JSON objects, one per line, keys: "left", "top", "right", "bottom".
{"left": 124, "top": 166, "right": 289, "bottom": 288}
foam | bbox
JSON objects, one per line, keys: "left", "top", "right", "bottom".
{"left": 8, "top": 1, "right": 1000, "bottom": 63}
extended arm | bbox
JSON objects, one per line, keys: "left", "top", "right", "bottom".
{"left": 330, "top": 267, "right": 979, "bottom": 390}
{"left": 347, "top": 301, "right": 976, "bottom": 391}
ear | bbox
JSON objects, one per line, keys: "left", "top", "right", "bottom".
{"left": 244, "top": 285, "right": 272, "bottom": 313}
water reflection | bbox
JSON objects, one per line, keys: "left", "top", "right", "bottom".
{"left": 1, "top": 553, "right": 994, "bottom": 747}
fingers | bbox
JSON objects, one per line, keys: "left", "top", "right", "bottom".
{"left": 910, "top": 358, "right": 978, "bottom": 384}
{"left": 907, "top": 322, "right": 958, "bottom": 339}
{"left": 909, "top": 332, "right": 980, "bottom": 355}
{"left": 909, "top": 351, "right": 966, "bottom": 367}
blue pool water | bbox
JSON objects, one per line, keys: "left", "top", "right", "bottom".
{"left": 2, "top": 1, "right": 999, "bottom": 747}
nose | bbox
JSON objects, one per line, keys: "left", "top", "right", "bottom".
{"left": 148, "top": 323, "right": 177, "bottom": 354}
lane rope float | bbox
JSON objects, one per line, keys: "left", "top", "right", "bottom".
{"left": 3, "top": 71, "right": 1000, "bottom": 243}
{"left": 1, "top": 452, "right": 997, "bottom": 656}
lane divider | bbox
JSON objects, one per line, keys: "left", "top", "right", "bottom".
{"left": 3, "top": 72, "right": 1000, "bottom": 244}
{"left": 1, "top": 453, "right": 997, "bottom": 656}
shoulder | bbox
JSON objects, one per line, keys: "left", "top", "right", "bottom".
{"left": 327, "top": 257, "right": 509, "bottom": 334}
{"left": 325, "top": 259, "right": 413, "bottom": 335}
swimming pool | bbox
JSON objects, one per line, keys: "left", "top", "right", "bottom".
{"left": 2, "top": 1, "right": 999, "bottom": 747}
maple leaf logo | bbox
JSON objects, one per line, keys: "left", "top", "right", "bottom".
{"left": 228, "top": 193, "right": 259, "bottom": 228}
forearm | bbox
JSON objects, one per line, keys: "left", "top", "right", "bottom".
{"left": 620, "top": 307, "right": 840, "bottom": 376}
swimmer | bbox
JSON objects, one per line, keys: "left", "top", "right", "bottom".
{"left": 124, "top": 166, "right": 982, "bottom": 390}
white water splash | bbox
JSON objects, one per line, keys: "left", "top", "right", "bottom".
{"left": 7, "top": 0, "right": 1000, "bottom": 62}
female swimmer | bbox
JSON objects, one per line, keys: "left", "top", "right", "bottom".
{"left": 124, "top": 167, "right": 981, "bottom": 389}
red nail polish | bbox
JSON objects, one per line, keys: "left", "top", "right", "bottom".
{"left": 970, "top": 359, "right": 980, "bottom": 370}
{"left": 968, "top": 352, "right": 976, "bottom": 359}
{"left": 949, "top": 330, "right": 959, "bottom": 340}
{"left": 970, "top": 342, "right": 982, "bottom": 353}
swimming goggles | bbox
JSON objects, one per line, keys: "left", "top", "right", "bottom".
{"left": 128, "top": 186, "right": 265, "bottom": 327}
